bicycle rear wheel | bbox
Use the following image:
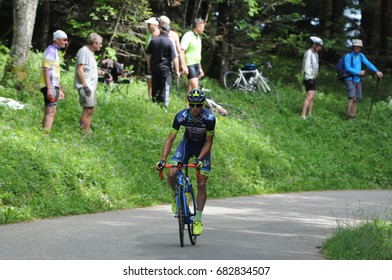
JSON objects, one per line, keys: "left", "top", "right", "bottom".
{"left": 176, "top": 74, "right": 188, "bottom": 97}
{"left": 177, "top": 184, "right": 185, "bottom": 247}
{"left": 187, "top": 188, "right": 197, "bottom": 245}
{"left": 256, "top": 76, "right": 279, "bottom": 102}
{"left": 223, "top": 71, "right": 241, "bottom": 90}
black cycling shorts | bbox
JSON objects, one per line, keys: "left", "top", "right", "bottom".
{"left": 187, "top": 64, "right": 200, "bottom": 79}
{"left": 303, "top": 79, "right": 316, "bottom": 91}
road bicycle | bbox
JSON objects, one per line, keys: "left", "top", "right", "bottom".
{"left": 159, "top": 163, "right": 198, "bottom": 247}
{"left": 223, "top": 63, "right": 279, "bottom": 102}
{"left": 205, "top": 94, "right": 244, "bottom": 119}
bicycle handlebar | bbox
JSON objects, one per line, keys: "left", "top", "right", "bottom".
{"left": 159, "top": 163, "right": 198, "bottom": 180}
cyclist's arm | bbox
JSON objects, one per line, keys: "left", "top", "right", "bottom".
{"left": 160, "top": 131, "right": 178, "bottom": 161}
{"left": 197, "top": 134, "right": 214, "bottom": 161}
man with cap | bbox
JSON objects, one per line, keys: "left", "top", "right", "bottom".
{"left": 144, "top": 17, "right": 160, "bottom": 100}
{"left": 146, "top": 21, "right": 180, "bottom": 108}
{"left": 343, "top": 39, "right": 383, "bottom": 119}
{"left": 39, "top": 30, "right": 68, "bottom": 134}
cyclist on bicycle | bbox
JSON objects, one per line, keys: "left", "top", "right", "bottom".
{"left": 156, "top": 88, "right": 215, "bottom": 236}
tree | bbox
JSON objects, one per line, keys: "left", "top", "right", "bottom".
{"left": 4, "top": 0, "right": 39, "bottom": 80}
{"left": 67, "top": 0, "right": 151, "bottom": 64}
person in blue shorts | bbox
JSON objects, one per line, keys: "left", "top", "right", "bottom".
{"left": 343, "top": 39, "right": 383, "bottom": 119}
{"left": 156, "top": 88, "right": 216, "bottom": 236}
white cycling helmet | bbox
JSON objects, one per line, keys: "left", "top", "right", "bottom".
{"left": 310, "top": 36, "right": 323, "bottom": 46}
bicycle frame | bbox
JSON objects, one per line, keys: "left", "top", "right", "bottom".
{"left": 159, "top": 163, "right": 198, "bottom": 224}
{"left": 160, "top": 163, "right": 199, "bottom": 247}
{"left": 205, "top": 97, "right": 229, "bottom": 116}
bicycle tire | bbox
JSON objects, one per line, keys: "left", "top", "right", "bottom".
{"left": 216, "top": 103, "right": 245, "bottom": 119}
{"left": 177, "top": 184, "right": 185, "bottom": 247}
{"left": 176, "top": 74, "right": 188, "bottom": 97}
{"left": 255, "top": 76, "right": 279, "bottom": 102}
{"left": 223, "top": 71, "right": 241, "bottom": 90}
{"left": 187, "top": 187, "right": 197, "bottom": 245}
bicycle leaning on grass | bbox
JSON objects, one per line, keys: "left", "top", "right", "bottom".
{"left": 159, "top": 163, "right": 199, "bottom": 247}
{"left": 223, "top": 62, "right": 279, "bottom": 102}
{"left": 195, "top": 86, "right": 243, "bottom": 118}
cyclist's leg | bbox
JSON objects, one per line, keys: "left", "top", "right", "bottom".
{"left": 192, "top": 147, "right": 211, "bottom": 217}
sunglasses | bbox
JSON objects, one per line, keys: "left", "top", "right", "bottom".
{"left": 189, "top": 103, "right": 203, "bottom": 108}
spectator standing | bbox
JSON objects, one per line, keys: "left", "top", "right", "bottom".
{"left": 144, "top": 17, "right": 160, "bottom": 100}
{"left": 343, "top": 39, "right": 383, "bottom": 119}
{"left": 39, "top": 30, "right": 68, "bottom": 134}
{"left": 158, "top": 15, "right": 186, "bottom": 74}
{"left": 301, "top": 36, "right": 323, "bottom": 120}
{"left": 74, "top": 33, "right": 104, "bottom": 134}
{"left": 146, "top": 24, "right": 180, "bottom": 108}
{"left": 180, "top": 18, "right": 206, "bottom": 99}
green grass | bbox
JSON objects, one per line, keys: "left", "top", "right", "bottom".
{"left": 1, "top": 49, "right": 392, "bottom": 259}
{"left": 322, "top": 218, "right": 392, "bottom": 259}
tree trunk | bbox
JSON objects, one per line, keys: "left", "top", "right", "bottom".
{"left": 380, "top": 0, "right": 392, "bottom": 55}
{"left": 5, "top": 0, "right": 39, "bottom": 79}
{"left": 321, "top": 0, "right": 333, "bottom": 38}
{"left": 206, "top": 0, "right": 232, "bottom": 81}
{"left": 36, "top": 0, "right": 50, "bottom": 52}
{"left": 361, "top": 0, "right": 381, "bottom": 52}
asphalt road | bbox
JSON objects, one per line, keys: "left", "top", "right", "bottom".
{"left": 0, "top": 190, "right": 391, "bottom": 260}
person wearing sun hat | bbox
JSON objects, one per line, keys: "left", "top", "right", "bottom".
{"left": 144, "top": 17, "right": 160, "bottom": 100}
{"left": 38, "top": 30, "right": 68, "bottom": 134}
{"left": 343, "top": 39, "right": 383, "bottom": 119}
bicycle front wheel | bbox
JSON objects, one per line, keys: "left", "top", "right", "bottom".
{"left": 187, "top": 188, "right": 197, "bottom": 245}
{"left": 176, "top": 74, "right": 188, "bottom": 98}
{"left": 177, "top": 185, "right": 185, "bottom": 247}
{"left": 256, "top": 76, "right": 279, "bottom": 102}
{"left": 223, "top": 71, "right": 241, "bottom": 91}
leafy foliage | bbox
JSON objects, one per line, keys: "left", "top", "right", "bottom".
{"left": 67, "top": 0, "right": 151, "bottom": 60}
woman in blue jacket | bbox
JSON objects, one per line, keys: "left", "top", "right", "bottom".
{"left": 344, "top": 39, "right": 383, "bottom": 119}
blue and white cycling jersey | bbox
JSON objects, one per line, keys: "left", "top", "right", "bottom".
{"left": 171, "top": 108, "right": 215, "bottom": 143}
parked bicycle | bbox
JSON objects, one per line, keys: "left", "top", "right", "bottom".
{"left": 159, "top": 163, "right": 198, "bottom": 247}
{"left": 223, "top": 62, "right": 279, "bottom": 102}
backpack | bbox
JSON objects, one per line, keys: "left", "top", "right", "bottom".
{"left": 336, "top": 53, "right": 353, "bottom": 81}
